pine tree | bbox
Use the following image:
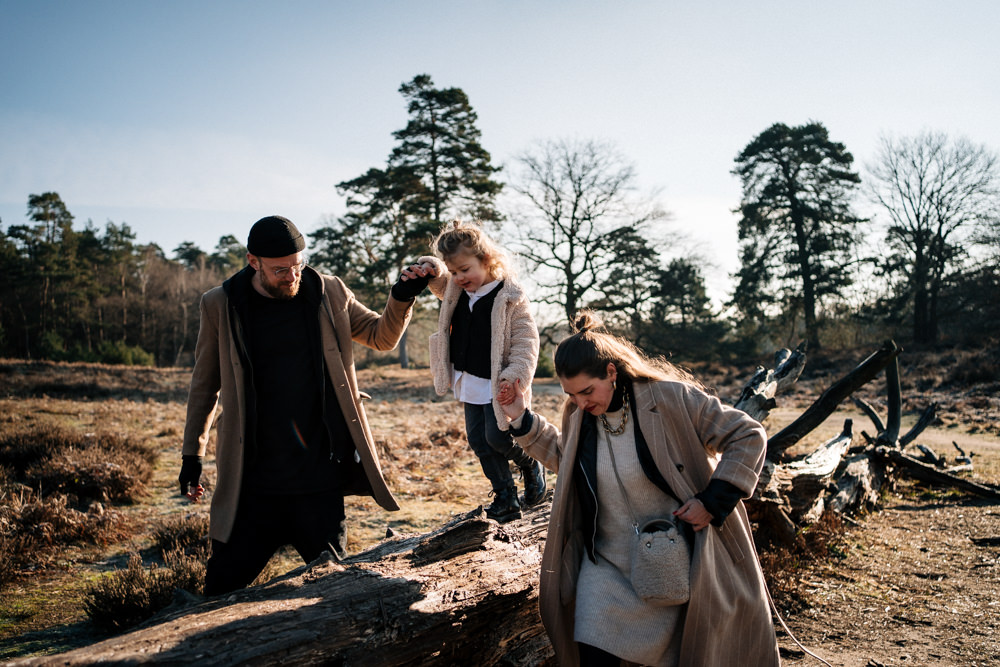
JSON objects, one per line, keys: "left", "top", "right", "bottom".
{"left": 390, "top": 74, "right": 503, "bottom": 225}
{"left": 732, "top": 122, "right": 863, "bottom": 349}
{"left": 312, "top": 75, "right": 502, "bottom": 367}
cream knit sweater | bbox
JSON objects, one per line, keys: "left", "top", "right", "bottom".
{"left": 574, "top": 410, "right": 684, "bottom": 666}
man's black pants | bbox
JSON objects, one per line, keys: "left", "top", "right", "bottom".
{"left": 205, "top": 489, "right": 346, "bottom": 596}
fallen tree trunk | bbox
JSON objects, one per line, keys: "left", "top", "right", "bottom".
{"left": 781, "top": 420, "right": 855, "bottom": 523}
{"left": 13, "top": 507, "right": 556, "bottom": 667}
{"left": 749, "top": 420, "right": 873, "bottom": 546}
{"left": 873, "top": 448, "right": 1000, "bottom": 501}
{"left": 753, "top": 339, "right": 992, "bottom": 546}
{"left": 734, "top": 345, "right": 807, "bottom": 422}
{"left": 827, "top": 453, "right": 883, "bottom": 515}
{"left": 767, "top": 340, "right": 901, "bottom": 459}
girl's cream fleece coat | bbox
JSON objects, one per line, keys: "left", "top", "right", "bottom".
{"left": 421, "top": 256, "right": 539, "bottom": 431}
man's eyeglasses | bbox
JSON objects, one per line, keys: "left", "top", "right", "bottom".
{"left": 260, "top": 261, "right": 306, "bottom": 278}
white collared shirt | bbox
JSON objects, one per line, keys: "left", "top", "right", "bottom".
{"left": 452, "top": 280, "right": 501, "bottom": 405}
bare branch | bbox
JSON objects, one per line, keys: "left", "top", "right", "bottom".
{"left": 851, "top": 396, "right": 885, "bottom": 434}
{"left": 767, "top": 340, "right": 902, "bottom": 459}
{"left": 898, "top": 403, "right": 939, "bottom": 447}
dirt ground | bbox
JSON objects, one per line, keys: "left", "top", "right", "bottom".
{"left": 1, "top": 352, "right": 999, "bottom": 665}
{"left": 356, "top": 361, "right": 1000, "bottom": 667}
{"left": 777, "top": 490, "right": 1000, "bottom": 666}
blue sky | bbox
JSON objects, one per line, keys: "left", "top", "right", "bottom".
{"left": 2, "top": 1, "right": 998, "bottom": 299}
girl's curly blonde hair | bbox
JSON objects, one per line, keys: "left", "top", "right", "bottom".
{"left": 432, "top": 220, "right": 513, "bottom": 281}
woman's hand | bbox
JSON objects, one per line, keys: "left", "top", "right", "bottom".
{"left": 673, "top": 498, "right": 712, "bottom": 532}
{"left": 497, "top": 379, "right": 526, "bottom": 420}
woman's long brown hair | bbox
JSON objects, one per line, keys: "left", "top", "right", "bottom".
{"left": 553, "top": 311, "right": 701, "bottom": 387}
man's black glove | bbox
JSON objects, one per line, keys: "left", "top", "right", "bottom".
{"left": 178, "top": 455, "right": 203, "bottom": 495}
{"left": 391, "top": 272, "right": 430, "bottom": 301}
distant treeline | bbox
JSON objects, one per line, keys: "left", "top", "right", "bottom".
{"left": 2, "top": 77, "right": 999, "bottom": 366}
{"left": 0, "top": 185, "right": 995, "bottom": 371}
{"left": 0, "top": 192, "right": 244, "bottom": 366}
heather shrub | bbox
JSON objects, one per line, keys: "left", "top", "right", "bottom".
{"left": 0, "top": 421, "right": 155, "bottom": 587}
{"left": 759, "top": 510, "right": 847, "bottom": 614}
{"left": 1, "top": 424, "right": 155, "bottom": 504}
{"left": 947, "top": 349, "right": 1000, "bottom": 386}
{"left": 0, "top": 425, "right": 54, "bottom": 476}
{"left": 84, "top": 549, "right": 205, "bottom": 633}
{"left": 0, "top": 532, "right": 30, "bottom": 588}
{"left": 151, "top": 513, "right": 210, "bottom": 556}
{"left": 0, "top": 492, "right": 132, "bottom": 587}
{"left": 28, "top": 451, "right": 148, "bottom": 504}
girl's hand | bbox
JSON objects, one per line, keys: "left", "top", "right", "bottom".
{"left": 399, "top": 263, "right": 433, "bottom": 281}
{"left": 497, "top": 380, "right": 515, "bottom": 405}
{"left": 498, "top": 379, "right": 526, "bottom": 419}
{"left": 673, "top": 498, "right": 712, "bottom": 532}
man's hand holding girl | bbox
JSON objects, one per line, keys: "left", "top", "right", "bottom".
{"left": 392, "top": 262, "right": 437, "bottom": 300}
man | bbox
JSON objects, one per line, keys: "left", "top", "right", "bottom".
{"left": 178, "top": 215, "right": 431, "bottom": 596}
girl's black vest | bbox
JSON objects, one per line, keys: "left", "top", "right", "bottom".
{"left": 450, "top": 281, "right": 503, "bottom": 380}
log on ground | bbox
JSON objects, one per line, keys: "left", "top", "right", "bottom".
{"left": 11, "top": 506, "right": 555, "bottom": 667}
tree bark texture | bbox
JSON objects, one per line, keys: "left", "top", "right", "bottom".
{"left": 733, "top": 345, "right": 806, "bottom": 423}
{"left": 12, "top": 508, "right": 555, "bottom": 667}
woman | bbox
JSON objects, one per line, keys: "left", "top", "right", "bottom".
{"left": 499, "top": 313, "right": 780, "bottom": 666}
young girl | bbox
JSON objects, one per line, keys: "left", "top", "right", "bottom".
{"left": 418, "top": 220, "right": 544, "bottom": 522}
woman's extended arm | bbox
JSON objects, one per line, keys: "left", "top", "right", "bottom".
{"left": 498, "top": 379, "right": 564, "bottom": 474}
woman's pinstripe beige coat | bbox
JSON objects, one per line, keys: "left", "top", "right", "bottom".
{"left": 514, "top": 380, "right": 780, "bottom": 666}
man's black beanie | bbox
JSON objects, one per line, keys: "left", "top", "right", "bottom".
{"left": 247, "top": 215, "right": 306, "bottom": 257}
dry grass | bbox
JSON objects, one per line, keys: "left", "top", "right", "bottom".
{"left": 149, "top": 513, "right": 210, "bottom": 556}
{"left": 0, "top": 420, "right": 157, "bottom": 589}
{"left": 83, "top": 550, "right": 205, "bottom": 634}
{"left": 0, "top": 359, "right": 191, "bottom": 403}
{"left": 1, "top": 350, "right": 998, "bottom": 661}
{"left": 759, "top": 510, "right": 851, "bottom": 614}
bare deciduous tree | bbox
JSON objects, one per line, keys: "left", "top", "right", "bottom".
{"left": 506, "top": 138, "right": 668, "bottom": 340}
{"left": 867, "top": 131, "right": 1000, "bottom": 344}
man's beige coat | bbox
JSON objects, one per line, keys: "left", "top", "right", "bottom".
{"left": 181, "top": 271, "right": 411, "bottom": 542}
{"left": 515, "top": 380, "right": 781, "bottom": 666}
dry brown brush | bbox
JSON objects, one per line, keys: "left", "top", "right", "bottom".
{"left": 83, "top": 513, "right": 214, "bottom": 633}
{"left": 150, "top": 513, "right": 210, "bottom": 556}
{"left": 758, "top": 510, "right": 850, "bottom": 615}
{"left": 0, "top": 421, "right": 156, "bottom": 587}
{"left": 83, "top": 549, "right": 205, "bottom": 634}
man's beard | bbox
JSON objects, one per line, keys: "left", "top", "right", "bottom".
{"left": 260, "top": 273, "right": 301, "bottom": 300}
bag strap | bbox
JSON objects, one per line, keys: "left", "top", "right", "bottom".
{"left": 603, "top": 428, "right": 641, "bottom": 536}
{"left": 634, "top": 422, "right": 682, "bottom": 504}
